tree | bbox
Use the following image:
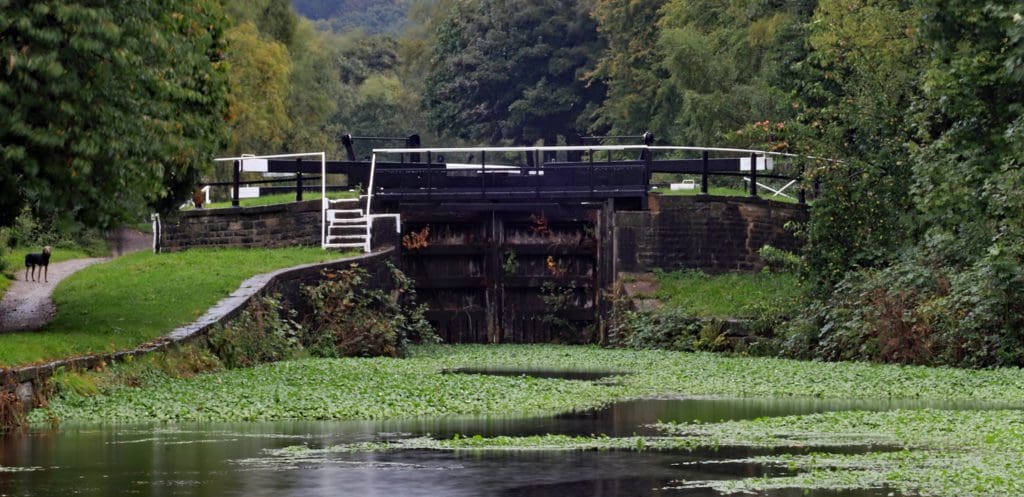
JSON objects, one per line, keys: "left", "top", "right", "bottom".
{"left": 292, "top": 0, "right": 412, "bottom": 34}
{"left": 793, "top": 0, "right": 925, "bottom": 291}
{"left": 282, "top": 20, "right": 343, "bottom": 154}
{"left": 589, "top": 0, "right": 811, "bottom": 145}
{"left": 0, "top": 0, "right": 230, "bottom": 228}
{"left": 913, "top": 0, "right": 1024, "bottom": 264}
{"left": 587, "top": 0, "right": 670, "bottom": 137}
{"left": 423, "top": 0, "right": 605, "bottom": 145}
{"left": 259, "top": 0, "right": 298, "bottom": 46}
{"left": 224, "top": 22, "right": 293, "bottom": 156}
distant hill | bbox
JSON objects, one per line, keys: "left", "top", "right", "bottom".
{"left": 291, "top": 0, "right": 411, "bottom": 34}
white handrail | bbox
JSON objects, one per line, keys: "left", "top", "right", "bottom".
{"left": 373, "top": 145, "right": 637, "bottom": 154}
{"left": 213, "top": 151, "right": 326, "bottom": 246}
{"left": 213, "top": 152, "right": 326, "bottom": 162}
{"left": 365, "top": 153, "right": 378, "bottom": 251}
{"left": 321, "top": 154, "right": 327, "bottom": 248}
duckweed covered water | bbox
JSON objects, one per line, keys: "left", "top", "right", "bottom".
{"left": 15, "top": 346, "right": 1024, "bottom": 496}
{"left": 2, "top": 392, "right": 983, "bottom": 496}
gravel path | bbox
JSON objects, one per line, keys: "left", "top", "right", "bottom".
{"left": 0, "top": 258, "right": 108, "bottom": 332}
{"left": 0, "top": 229, "right": 152, "bottom": 333}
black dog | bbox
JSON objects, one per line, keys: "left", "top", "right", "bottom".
{"left": 24, "top": 246, "right": 52, "bottom": 282}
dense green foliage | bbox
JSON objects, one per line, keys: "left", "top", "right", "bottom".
{"left": 208, "top": 295, "right": 302, "bottom": 369}
{"left": 6, "top": 0, "right": 1022, "bottom": 367}
{"left": 0, "top": 0, "right": 231, "bottom": 229}
{"left": 776, "top": 0, "right": 1024, "bottom": 367}
{"left": 578, "top": 0, "right": 1024, "bottom": 367}
{"left": 423, "top": 0, "right": 604, "bottom": 145}
{"left": 0, "top": 248, "right": 346, "bottom": 367}
{"left": 589, "top": 0, "right": 810, "bottom": 143}
{"left": 183, "top": 263, "right": 435, "bottom": 369}
{"left": 303, "top": 263, "right": 436, "bottom": 358}
{"left": 216, "top": 1, "right": 431, "bottom": 165}
{"left": 292, "top": 0, "right": 411, "bottom": 34}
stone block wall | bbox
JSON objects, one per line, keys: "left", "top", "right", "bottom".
{"left": 615, "top": 195, "right": 807, "bottom": 273}
{"left": 159, "top": 200, "right": 322, "bottom": 252}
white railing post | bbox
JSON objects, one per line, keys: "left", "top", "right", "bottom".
{"left": 321, "top": 151, "right": 327, "bottom": 249}
{"left": 365, "top": 153, "right": 378, "bottom": 253}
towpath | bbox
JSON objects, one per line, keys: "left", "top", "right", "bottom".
{"left": 0, "top": 229, "right": 150, "bottom": 333}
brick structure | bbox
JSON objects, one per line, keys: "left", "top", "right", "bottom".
{"left": 615, "top": 195, "right": 807, "bottom": 273}
{"left": 159, "top": 200, "right": 322, "bottom": 252}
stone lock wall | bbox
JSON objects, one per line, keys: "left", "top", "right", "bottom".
{"left": 614, "top": 195, "right": 808, "bottom": 273}
{"left": 158, "top": 200, "right": 322, "bottom": 252}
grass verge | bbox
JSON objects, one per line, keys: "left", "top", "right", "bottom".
{"left": 652, "top": 186, "right": 802, "bottom": 204}
{"left": 2, "top": 247, "right": 94, "bottom": 271}
{"left": 652, "top": 269, "right": 801, "bottom": 318}
{"left": 197, "top": 190, "right": 359, "bottom": 210}
{"left": 0, "top": 248, "right": 351, "bottom": 367}
{"left": 1, "top": 247, "right": 95, "bottom": 301}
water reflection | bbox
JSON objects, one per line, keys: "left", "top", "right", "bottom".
{"left": 0, "top": 393, "right": 990, "bottom": 497}
{"left": 0, "top": 429, "right": 890, "bottom": 497}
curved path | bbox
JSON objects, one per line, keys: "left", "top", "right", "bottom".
{"left": 0, "top": 229, "right": 151, "bottom": 333}
{"left": 0, "top": 258, "right": 108, "bottom": 332}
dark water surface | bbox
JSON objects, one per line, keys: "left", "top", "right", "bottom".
{"left": 2, "top": 370, "right": 989, "bottom": 497}
{"left": 0, "top": 421, "right": 895, "bottom": 497}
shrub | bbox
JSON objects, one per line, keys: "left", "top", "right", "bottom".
{"left": 0, "top": 390, "right": 24, "bottom": 432}
{"left": 608, "top": 307, "right": 703, "bottom": 351}
{"left": 148, "top": 345, "right": 223, "bottom": 379}
{"left": 207, "top": 295, "right": 302, "bottom": 369}
{"left": 0, "top": 244, "right": 8, "bottom": 277}
{"left": 787, "top": 248, "right": 1024, "bottom": 368}
{"left": 808, "top": 265, "right": 940, "bottom": 365}
{"left": 303, "top": 263, "right": 437, "bottom": 358}
{"left": 759, "top": 245, "right": 802, "bottom": 273}
{"left": 6, "top": 209, "right": 107, "bottom": 256}
{"left": 50, "top": 370, "right": 100, "bottom": 397}
{"left": 696, "top": 319, "right": 730, "bottom": 352}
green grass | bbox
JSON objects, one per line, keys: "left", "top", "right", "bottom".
{"left": 0, "top": 248, "right": 352, "bottom": 367}
{"left": 198, "top": 190, "right": 359, "bottom": 210}
{"left": 653, "top": 269, "right": 801, "bottom": 318}
{"left": 652, "top": 186, "right": 802, "bottom": 204}
{"left": 1, "top": 246, "right": 95, "bottom": 301}
{"left": 2, "top": 246, "right": 93, "bottom": 271}
{"left": 131, "top": 222, "right": 153, "bottom": 234}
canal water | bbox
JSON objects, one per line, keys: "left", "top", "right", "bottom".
{"left": 2, "top": 370, "right": 991, "bottom": 497}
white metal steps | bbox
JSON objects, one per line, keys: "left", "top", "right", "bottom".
{"left": 324, "top": 198, "right": 370, "bottom": 251}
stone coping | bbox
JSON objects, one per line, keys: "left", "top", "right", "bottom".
{"left": 1, "top": 249, "right": 394, "bottom": 386}
{"left": 172, "top": 199, "right": 323, "bottom": 219}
